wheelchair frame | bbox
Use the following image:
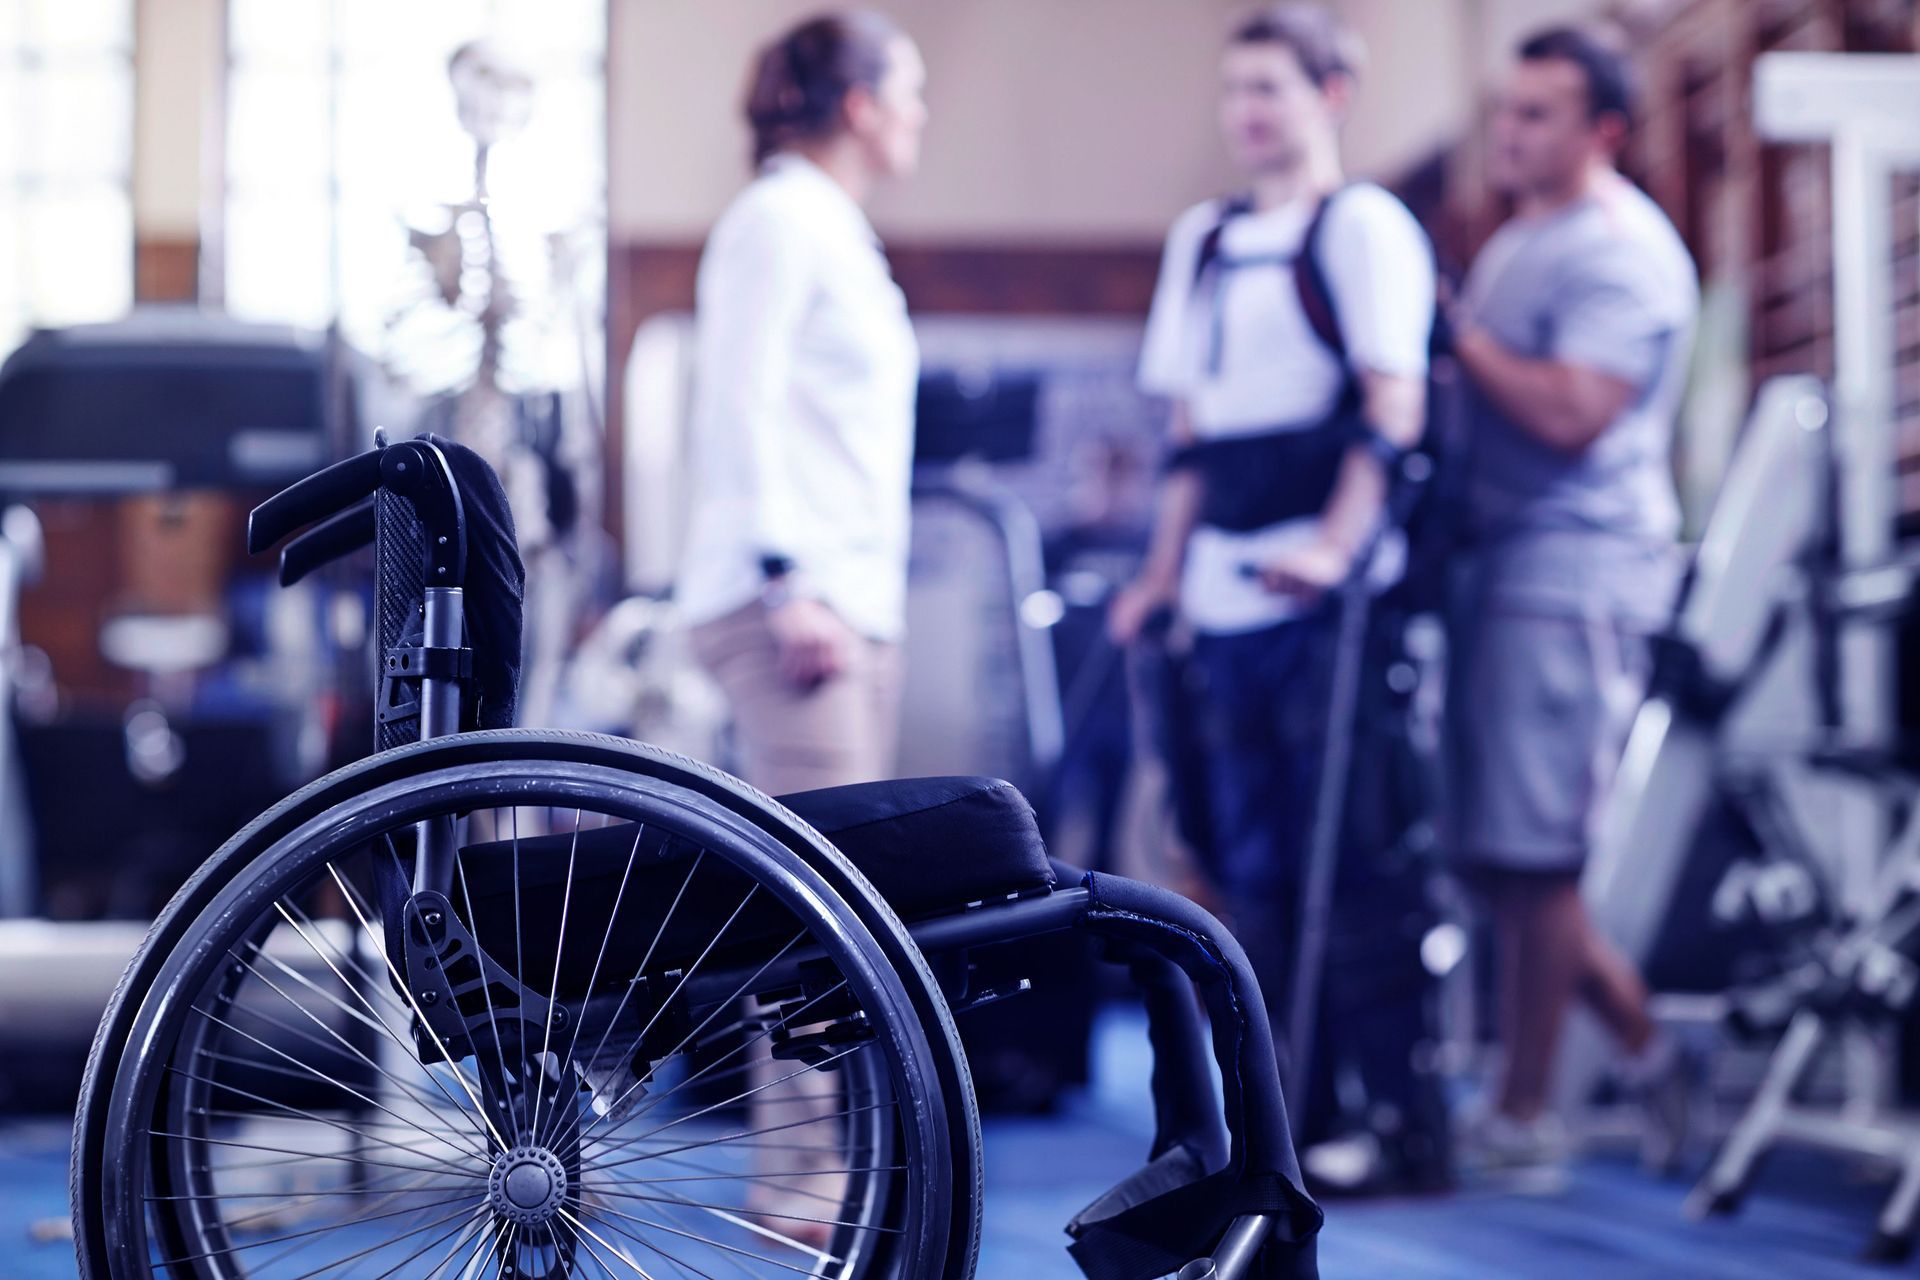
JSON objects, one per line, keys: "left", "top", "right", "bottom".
{"left": 71, "top": 435, "right": 1319, "bottom": 1280}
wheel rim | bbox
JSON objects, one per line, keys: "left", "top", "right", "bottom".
{"left": 101, "top": 761, "right": 948, "bottom": 1279}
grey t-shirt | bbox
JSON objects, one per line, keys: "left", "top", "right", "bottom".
{"left": 1459, "top": 178, "right": 1697, "bottom": 622}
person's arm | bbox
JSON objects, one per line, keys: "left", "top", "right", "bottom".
{"left": 1327, "top": 372, "right": 1423, "bottom": 542}
{"left": 1109, "top": 403, "right": 1202, "bottom": 643}
{"left": 697, "top": 204, "right": 812, "bottom": 569}
{"left": 1454, "top": 236, "right": 1677, "bottom": 454}
{"left": 1451, "top": 326, "right": 1635, "bottom": 453}
{"left": 1256, "top": 191, "right": 1433, "bottom": 598}
{"left": 1255, "top": 370, "right": 1423, "bottom": 595}
{"left": 696, "top": 203, "right": 857, "bottom": 686}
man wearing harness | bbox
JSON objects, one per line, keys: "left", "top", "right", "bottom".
{"left": 1110, "top": 3, "right": 1442, "bottom": 1192}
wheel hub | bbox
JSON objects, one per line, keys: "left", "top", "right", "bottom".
{"left": 489, "top": 1145, "right": 569, "bottom": 1226}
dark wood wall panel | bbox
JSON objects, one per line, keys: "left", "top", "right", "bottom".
{"left": 135, "top": 238, "right": 198, "bottom": 304}
{"left": 603, "top": 238, "right": 1159, "bottom": 555}
{"left": 608, "top": 239, "right": 1158, "bottom": 354}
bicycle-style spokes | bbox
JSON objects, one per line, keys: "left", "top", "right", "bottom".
{"left": 107, "top": 777, "right": 945, "bottom": 1280}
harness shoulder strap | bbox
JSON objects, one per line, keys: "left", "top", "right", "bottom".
{"left": 1297, "top": 186, "right": 1440, "bottom": 527}
{"left": 1191, "top": 194, "right": 1255, "bottom": 289}
{"left": 1195, "top": 186, "right": 1351, "bottom": 361}
{"left": 1294, "top": 186, "right": 1350, "bottom": 362}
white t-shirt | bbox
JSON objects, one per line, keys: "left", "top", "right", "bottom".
{"left": 677, "top": 155, "right": 920, "bottom": 641}
{"left": 1138, "top": 183, "right": 1435, "bottom": 635}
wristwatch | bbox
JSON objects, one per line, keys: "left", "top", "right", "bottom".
{"left": 758, "top": 553, "right": 800, "bottom": 610}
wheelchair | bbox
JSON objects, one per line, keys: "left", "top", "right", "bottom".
{"left": 69, "top": 435, "right": 1321, "bottom": 1280}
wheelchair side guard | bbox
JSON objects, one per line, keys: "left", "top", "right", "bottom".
{"left": 384, "top": 848, "right": 882, "bottom": 1129}
{"left": 1061, "top": 866, "right": 1323, "bottom": 1280}
{"left": 398, "top": 890, "right": 555, "bottom": 1068}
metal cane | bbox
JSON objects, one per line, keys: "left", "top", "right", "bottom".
{"left": 1282, "top": 567, "right": 1375, "bottom": 1108}
{"left": 1281, "top": 448, "right": 1433, "bottom": 1113}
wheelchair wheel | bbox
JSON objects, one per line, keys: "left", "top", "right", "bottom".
{"left": 73, "top": 731, "right": 982, "bottom": 1279}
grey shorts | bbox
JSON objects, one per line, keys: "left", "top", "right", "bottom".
{"left": 1448, "top": 607, "right": 1651, "bottom": 876}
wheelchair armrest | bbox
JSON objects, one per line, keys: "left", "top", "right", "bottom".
{"left": 1047, "top": 866, "right": 1321, "bottom": 1278}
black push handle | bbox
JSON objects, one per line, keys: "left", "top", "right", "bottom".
{"left": 247, "top": 437, "right": 469, "bottom": 589}
{"left": 278, "top": 496, "right": 375, "bottom": 586}
{"left": 247, "top": 448, "right": 384, "bottom": 555}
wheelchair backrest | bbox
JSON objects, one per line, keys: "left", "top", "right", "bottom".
{"left": 248, "top": 434, "right": 526, "bottom": 757}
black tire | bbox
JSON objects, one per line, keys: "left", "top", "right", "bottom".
{"left": 73, "top": 730, "right": 983, "bottom": 1279}
{"left": 1862, "top": 1229, "right": 1915, "bottom": 1264}
{"left": 1691, "top": 1185, "right": 1744, "bottom": 1219}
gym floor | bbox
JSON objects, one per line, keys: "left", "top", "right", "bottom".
{"left": 3, "top": 1006, "right": 1902, "bottom": 1279}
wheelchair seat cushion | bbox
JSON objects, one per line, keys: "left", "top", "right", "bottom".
{"left": 775, "top": 775, "right": 1055, "bottom": 916}
{"left": 448, "top": 776, "right": 1055, "bottom": 997}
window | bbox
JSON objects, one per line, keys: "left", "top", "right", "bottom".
{"left": 0, "top": 0, "right": 135, "bottom": 354}
{"left": 221, "top": 0, "right": 606, "bottom": 373}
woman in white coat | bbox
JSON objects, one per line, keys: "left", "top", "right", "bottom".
{"left": 675, "top": 11, "right": 929, "bottom": 1246}
{"left": 680, "top": 11, "right": 928, "bottom": 800}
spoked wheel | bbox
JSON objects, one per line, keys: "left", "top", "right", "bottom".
{"left": 76, "top": 734, "right": 981, "bottom": 1280}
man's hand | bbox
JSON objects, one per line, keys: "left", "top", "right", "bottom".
{"left": 766, "top": 597, "right": 857, "bottom": 689}
{"left": 1252, "top": 536, "right": 1354, "bottom": 601}
{"left": 1107, "top": 574, "right": 1178, "bottom": 646}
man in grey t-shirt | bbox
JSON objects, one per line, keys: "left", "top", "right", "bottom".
{"left": 1449, "top": 26, "right": 1698, "bottom": 1169}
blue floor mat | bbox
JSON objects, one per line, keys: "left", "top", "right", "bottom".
{"left": 9, "top": 1005, "right": 1907, "bottom": 1278}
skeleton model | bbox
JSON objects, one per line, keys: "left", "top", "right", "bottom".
{"left": 385, "top": 38, "right": 605, "bottom": 728}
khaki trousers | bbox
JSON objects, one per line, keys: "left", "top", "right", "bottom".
{"left": 689, "top": 600, "right": 904, "bottom": 796}
{"left": 688, "top": 599, "right": 903, "bottom": 1235}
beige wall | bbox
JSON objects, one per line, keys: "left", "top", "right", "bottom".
{"left": 1336, "top": 0, "right": 1609, "bottom": 187}
{"left": 1340, "top": 0, "right": 1477, "bottom": 182}
{"left": 135, "top": 0, "right": 1605, "bottom": 247}
{"left": 610, "top": 0, "right": 1607, "bottom": 244}
{"left": 611, "top": 0, "right": 1245, "bottom": 243}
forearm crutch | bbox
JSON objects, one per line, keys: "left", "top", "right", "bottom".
{"left": 1281, "top": 429, "right": 1435, "bottom": 1113}
{"left": 1282, "top": 570, "right": 1375, "bottom": 1109}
